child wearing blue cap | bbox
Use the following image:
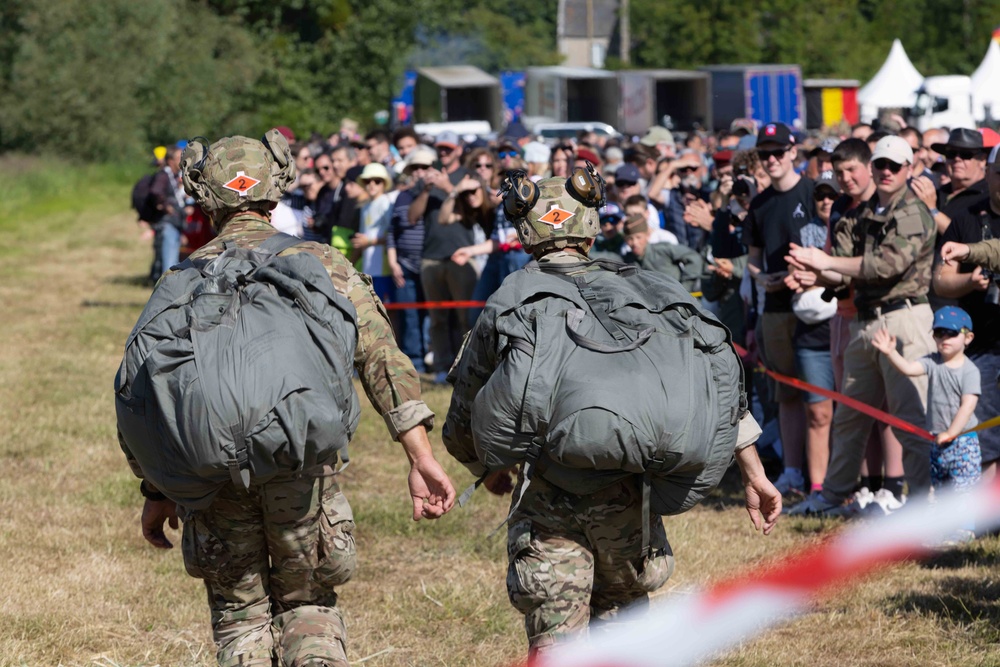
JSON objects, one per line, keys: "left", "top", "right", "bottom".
{"left": 872, "top": 306, "right": 982, "bottom": 541}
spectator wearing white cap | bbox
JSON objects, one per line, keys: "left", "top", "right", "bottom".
{"left": 936, "top": 142, "right": 1000, "bottom": 484}
{"left": 786, "top": 135, "right": 937, "bottom": 516}
{"left": 352, "top": 162, "right": 398, "bottom": 303}
{"left": 522, "top": 141, "right": 551, "bottom": 181}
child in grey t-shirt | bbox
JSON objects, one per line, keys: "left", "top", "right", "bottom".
{"left": 873, "top": 307, "right": 982, "bottom": 542}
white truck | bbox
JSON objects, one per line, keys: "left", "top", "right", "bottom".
{"left": 910, "top": 75, "right": 976, "bottom": 131}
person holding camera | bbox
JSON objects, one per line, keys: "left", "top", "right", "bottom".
{"left": 936, "top": 143, "right": 1000, "bottom": 484}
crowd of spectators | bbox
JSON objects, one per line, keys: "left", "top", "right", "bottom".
{"left": 134, "top": 117, "right": 1000, "bottom": 533}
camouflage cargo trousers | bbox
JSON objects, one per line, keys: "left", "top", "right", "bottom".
{"left": 180, "top": 474, "right": 356, "bottom": 667}
{"left": 506, "top": 474, "right": 675, "bottom": 653}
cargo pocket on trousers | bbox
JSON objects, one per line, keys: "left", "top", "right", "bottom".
{"left": 181, "top": 514, "right": 233, "bottom": 582}
{"left": 506, "top": 519, "right": 549, "bottom": 615}
{"left": 636, "top": 520, "right": 674, "bottom": 593}
{"left": 316, "top": 490, "right": 357, "bottom": 588}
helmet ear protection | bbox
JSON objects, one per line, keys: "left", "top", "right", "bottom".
{"left": 500, "top": 161, "right": 607, "bottom": 221}
{"left": 567, "top": 161, "right": 606, "bottom": 209}
{"left": 500, "top": 169, "right": 538, "bottom": 220}
{"left": 261, "top": 128, "right": 296, "bottom": 194}
{"left": 180, "top": 136, "right": 211, "bottom": 202}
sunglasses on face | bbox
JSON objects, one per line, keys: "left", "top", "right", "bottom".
{"left": 437, "top": 146, "right": 454, "bottom": 155}
{"left": 318, "top": 165, "right": 333, "bottom": 171}
{"left": 498, "top": 150, "right": 519, "bottom": 159}
{"left": 756, "top": 147, "right": 789, "bottom": 161}
{"left": 675, "top": 166, "right": 697, "bottom": 175}
{"left": 475, "top": 162, "right": 494, "bottom": 170}
{"left": 933, "top": 328, "right": 964, "bottom": 339}
{"left": 946, "top": 150, "right": 982, "bottom": 161}
{"left": 360, "top": 179, "right": 382, "bottom": 186}
{"left": 872, "top": 158, "right": 903, "bottom": 173}
{"left": 814, "top": 191, "right": 837, "bottom": 202}
{"left": 616, "top": 180, "right": 637, "bottom": 188}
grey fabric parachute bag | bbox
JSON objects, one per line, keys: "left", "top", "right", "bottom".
{"left": 468, "top": 259, "right": 746, "bottom": 518}
{"left": 115, "top": 233, "right": 361, "bottom": 510}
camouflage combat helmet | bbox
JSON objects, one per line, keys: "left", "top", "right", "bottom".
{"left": 501, "top": 163, "right": 605, "bottom": 254}
{"left": 180, "top": 128, "right": 295, "bottom": 223}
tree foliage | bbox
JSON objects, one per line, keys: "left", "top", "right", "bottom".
{"left": 2, "top": 0, "right": 999, "bottom": 161}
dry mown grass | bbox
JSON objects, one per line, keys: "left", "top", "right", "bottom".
{"left": 1, "top": 159, "right": 998, "bottom": 667}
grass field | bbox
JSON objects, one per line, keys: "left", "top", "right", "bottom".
{"left": 1, "top": 157, "right": 999, "bottom": 667}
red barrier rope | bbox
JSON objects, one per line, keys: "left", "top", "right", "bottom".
{"left": 733, "top": 342, "right": 935, "bottom": 442}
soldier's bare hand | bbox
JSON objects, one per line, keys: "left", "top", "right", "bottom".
{"left": 407, "top": 455, "right": 456, "bottom": 521}
{"left": 744, "top": 477, "right": 781, "bottom": 535}
{"left": 787, "top": 243, "right": 830, "bottom": 272}
{"left": 940, "top": 241, "right": 970, "bottom": 265}
{"left": 483, "top": 468, "right": 516, "bottom": 496}
{"left": 141, "top": 498, "right": 178, "bottom": 549}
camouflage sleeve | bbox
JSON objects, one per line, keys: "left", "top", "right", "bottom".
{"left": 965, "top": 239, "right": 1000, "bottom": 273}
{"left": 859, "top": 208, "right": 933, "bottom": 283}
{"left": 345, "top": 269, "right": 434, "bottom": 438}
{"left": 442, "top": 316, "right": 499, "bottom": 477}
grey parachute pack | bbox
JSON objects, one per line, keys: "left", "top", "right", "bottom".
{"left": 452, "top": 256, "right": 747, "bottom": 531}
{"left": 115, "top": 233, "right": 361, "bottom": 509}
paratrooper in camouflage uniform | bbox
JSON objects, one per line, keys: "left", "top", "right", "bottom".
{"left": 130, "top": 130, "right": 456, "bottom": 666}
{"left": 443, "top": 167, "right": 781, "bottom": 656}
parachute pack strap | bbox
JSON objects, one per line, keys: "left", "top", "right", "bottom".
{"left": 641, "top": 471, "right": 652, "bottom": 559}
{"left": 487, "top": 421, "right": 549, "bottom": 540}
{"left": 227, "top": 424, "right": 251, "bottom": 490}
{"left": 571, "top": 275, "right": 628, "bottom": 342}
{"left": 566, "top": 309, "right": 652, "bottom": 353}
{"left": 258, "top": 231, "right": 305, "bottom": 256}
{"left": 458, "top": 472, "right": 489, "bottom": 509}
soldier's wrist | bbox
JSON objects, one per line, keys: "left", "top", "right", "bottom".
{"left": 140, "top": 479, "right": 168, "bottom": 502}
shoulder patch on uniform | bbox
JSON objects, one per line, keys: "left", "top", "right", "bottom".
{"left": 895, "top": 206, "right": 929, "bottom": 236}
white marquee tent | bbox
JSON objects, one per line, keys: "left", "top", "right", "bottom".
{"left": 858, "top": 39, "right": 924, "bottom": 122}
{"left": 972, "top": 40, "right": 1000, "bottom": 122}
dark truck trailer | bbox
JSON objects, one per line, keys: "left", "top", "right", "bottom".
{"left": 618, "top": 69, "right": 712, "bottom": 135}
{"left": 524, "top": 66, "right": 619, "bottom": 126}
{"left": 414, "top": 66, "right": 502, "bottom": 130}
{"left": 700, "top": 64, "right": 804, "bottom": 131}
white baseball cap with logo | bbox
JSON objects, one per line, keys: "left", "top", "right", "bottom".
{"left": 870, "top": 136, "right": 914, "bottom": 165}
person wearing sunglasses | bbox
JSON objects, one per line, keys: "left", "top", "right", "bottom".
{"left": 912, "top": 128, "right": 988, "bottom": 234}
{"left": 743, "top": 123, "right": 817, "bottom": 499}
{"left": 871, "top": 306, "right": 981, "bottom": 544}
{"left": 937, "top": 143, "right": 1000, "bottom": 485}
{"left": 497, "top": 140, "right": 524, "bottom": 175}
{"left": 785, "top": 135, "right": 937, "bottom": 517}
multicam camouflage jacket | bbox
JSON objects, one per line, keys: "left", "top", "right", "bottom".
{"left": 831, "top": 188, "right": 935, "bottom": 310}
{"left": 173, "top": 214, "right": 433, "bottom": 440}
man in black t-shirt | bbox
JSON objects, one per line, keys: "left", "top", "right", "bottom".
{"left": 934, "top": 144, "right": 1000, "bottom": 480}
{"left": 743, "top": 123, "right": 816, "bottom": 496}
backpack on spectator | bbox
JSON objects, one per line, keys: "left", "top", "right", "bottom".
{"left": 131, "top": 173, "right": 159, "bottom": 223}
{"left": 465, "top": 259, "right": 746, "bottom": 526}
{"left": 115, "top": 233, "right": 361, "bottom": 509}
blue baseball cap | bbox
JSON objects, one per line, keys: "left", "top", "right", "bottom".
{"left": 933, "top": 307, "right": 973, "bottom": 332}
{"left": 599, "top": 201, "right": 624, "bottom": 224}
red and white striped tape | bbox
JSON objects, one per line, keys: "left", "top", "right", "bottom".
{"left": 527, "top": 477, "right": 1000, "bottom": 667}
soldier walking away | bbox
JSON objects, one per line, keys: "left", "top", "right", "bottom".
{"left": 115, "top": 129, "right": 455, "bottom": 667}
{"left": 443, "top": 165, "right": 781, "bottom": 657}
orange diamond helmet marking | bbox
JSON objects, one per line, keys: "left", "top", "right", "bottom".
{"left": 223, "top": 171, "right": 261, "bottom": 197}
{"left": 537, "top": 206, "right": 575, "bottom": 228}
